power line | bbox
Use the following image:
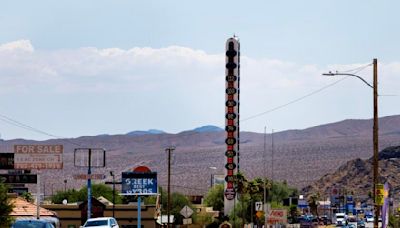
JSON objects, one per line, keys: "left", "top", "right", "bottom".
{"left": 0, "top": 113, "right": 83, "bottom": 147}
{"left": 240, "top": 76, "right": 349, "bottom": 123}
{"left": 0, "top": 75, "right": 350, "bottom": 146}
{"left": 342, "top": 63, "right": 373, "bottom": 74}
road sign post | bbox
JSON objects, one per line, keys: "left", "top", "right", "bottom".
{"left": 255, "top": 201, "right": 263, "bottom": 212}
{"left": 180, "top": 205, "right": 194, "bottom": 219}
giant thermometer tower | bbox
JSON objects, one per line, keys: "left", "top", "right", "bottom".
{"left": 224, "top": 37, "right": 240, "bottom": 215}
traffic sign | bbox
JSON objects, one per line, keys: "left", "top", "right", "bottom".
{"left": 376, "top": 183, "right": 384, "bottom": 206}
{"left": 183, "top": 218, "right": 192, "bottom": 225}
{"left": 8, "top": 187, "right": 28, "bottom": 195}
{"left": 180, "top": 205, "right": 194, "bottom": 218}
{"left": 255, "top": 201, "right": 263, "bottom": 211}
{"left": 0, "top": 174, "right": 37, "bottom": 183}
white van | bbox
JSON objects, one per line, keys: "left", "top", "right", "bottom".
{"left": 334, "top": 213, "right": 347, "bottom": 226}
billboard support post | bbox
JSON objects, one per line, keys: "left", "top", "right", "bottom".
{"left": 138, "top": 196, "right": 141, "bottom": 228}
{"left": 36, "top": 170, "right": 40, "bottom": 219}
{"left": 74, "top": 148, "right": 106, "bottom": 221}
{"left": 87, "top": 148, "right": 92, "bottom": 220}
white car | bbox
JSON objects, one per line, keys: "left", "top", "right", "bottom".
{"left": 365, "top": 215, "right": 374, "bottom": 223}
{"left": 81, "top": 217, "right": 119, "bottom": 228}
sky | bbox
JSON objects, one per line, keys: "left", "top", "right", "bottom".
{"left": 0, "top": 0, "right": 399, "bottom": 140}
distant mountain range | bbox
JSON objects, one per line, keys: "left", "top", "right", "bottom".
{"left": 1, "top": 115, "right": 399, "bottom": 196}
{"left": 126, "top": 129, "right": 166, "bottom": 136}
{"left": 100, "top": 125, "right": 223, "bottom": 137}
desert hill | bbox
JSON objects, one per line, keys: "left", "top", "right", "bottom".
{"left": 0, "top": 115, "right": 400, "bottom": 196}
{"left": 302, "top": 145, "right": 400, "bottom": 201}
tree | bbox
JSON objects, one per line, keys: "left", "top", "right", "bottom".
{"left": 79, "top": 184, "right": 122, "bottom": 204}
{"left": 307, "top": 193, "right": 320, "bottom": 216}
{"left": 269, "top": 181, "right": 297, "bottom": 203}
{"left": 153, "top": 187, "right": 197, "bottom": 225}
{"left": 204, "top": 184, "right": 224, "bottom": 211}
{"left": 0, "top": 182, "right": 14, "bottom": 227}
{"left": 170, "top": 192, "right": 193, "bottom": 224}
{"left": 51, "top": 189, "right": 82, "bottom": 204}
{"left": 21, "top": 192, "right": 34, "bottom": 203}
{"left": 51, "top": 183, "right": 122, "bottom": 204}
{"left": 228, "top": 172, "right": 298, "bottom": 225}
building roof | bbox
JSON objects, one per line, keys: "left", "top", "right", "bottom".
{"left": 97, "top": 196, "right": 113, "bottom": 205}
{"left": 10, "top": 196, "right": 57, "bottom": 217}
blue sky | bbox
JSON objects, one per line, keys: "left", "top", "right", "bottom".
{"left": 0, "top": 1, "right": 399, "bottom": 140}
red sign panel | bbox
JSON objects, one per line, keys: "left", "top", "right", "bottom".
{"left": 267, "top": 209, "right": 288, "bottom": 225}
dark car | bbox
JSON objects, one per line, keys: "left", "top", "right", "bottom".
{"left": 320, "top": 215, "right": 332, "bottom": 225}
{"left": 11, "top": 219, "right": 55, "bottom": 228}
{"left": 357, "top": 219, "right": 366, "bottom": 228}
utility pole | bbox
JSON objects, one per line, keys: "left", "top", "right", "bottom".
{"left": 322, "top": 59, "right": 379, "bottom": 228}
{"left": 110, "top": 171, "right": 115, "bottom": 218}
{"left": 105, "top": 176, "right": 122, "bottom": 218}
{"left": 165, "top": 146, "right": 175, "bottom": 228}
{"left": 263, "top": 126, "right": 267, "bottom": 205}
{"left": 373, "top": 58, "right": 379, "bottom": 228}
{"left": 87, "top": 148, "right": 92, "bottom": 220}
{"left": 271, "top": 129, "right": 274, "bottom": 183}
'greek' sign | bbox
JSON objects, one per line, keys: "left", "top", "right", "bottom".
{"left": 121, "top": 172, "right": 157, "bottom": 195}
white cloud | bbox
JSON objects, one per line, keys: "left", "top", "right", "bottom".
{"left": 0, "top": 40, "right": 398, "bottom": 140}
{"left": 0, "top": 40, "right": 34, "bottom": 52}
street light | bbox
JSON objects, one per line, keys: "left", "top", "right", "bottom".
{"left": 64, "top": 179, "right": 67, "bottom": 192}
{"left": 209, "top": 166, "right": 217, "bottom": 188}
{"left": 323, "top": 58, "right": 379, "bottom": 228}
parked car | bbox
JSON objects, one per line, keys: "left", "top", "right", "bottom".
{"left": 348, "top": 216, "right": 358, "bottom": 228}
{"left": 320, "top": 215, "right": 332, "bottom": 225}
{"left": 11, "top": 219, "right": 55, "bottom": 228}
{"left": 357, "top": 219, "right": 366, "bottom": 228}
{"left": 81, "top": 217, "right": 119, "bottom": 228}
{"left": 334, "top": 213, "right": 347, "bottom": 226}
{"left": 365, "top": 215, "right": 374, "bottom": 223}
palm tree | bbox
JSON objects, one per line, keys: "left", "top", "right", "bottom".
{"left": 307, "top": 193, "right": 320, "bottom": 216}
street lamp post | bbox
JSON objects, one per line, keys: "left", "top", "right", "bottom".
{"left": 64, "top": 179, "right": 67, "bottom": 192}
{"left": 323, "top": 58, "right": 379, "bottom": 228}
{"left": 209, "top": 166, "right": 217, "bottom": 188}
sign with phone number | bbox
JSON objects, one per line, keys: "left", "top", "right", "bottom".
{"left": 121, "top": 172, "right": 157, "bottom": 195}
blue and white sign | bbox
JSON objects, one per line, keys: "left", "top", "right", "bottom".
{"left": 121, "top": 172, "right": 158, "bottom": 195}
{"left": 298, "top": 199, "right": 308, "bottom": 209}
